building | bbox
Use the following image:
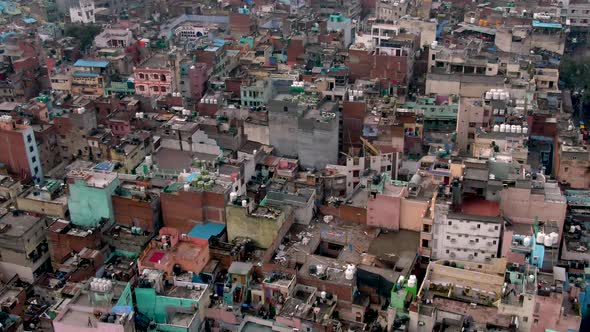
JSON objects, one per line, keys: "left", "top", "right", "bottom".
{"left": 71, "top": 59, "right": 111, "bottom": 97}
{"left": 134, "top": 53, "right": 175, "bottom": 97}
{"left": 555, "top": 144, "right": 590, "bottom": 189}
{"left": 226, "top": 201, "right": 293, "bottom": 249}
{"left": 0, "top": 115, "right": 43, "bottom": 184}
{"left": 94, "top": 28, "right": 134, "bottom": 48}
{"left": 431, "top": 198, "right": 502, "bottom": 263}
{"left": 326, "top": 13, "right": 354, "bottom": 47}
{"left": 268, "top": 91, "right": 340, "bottom": 169}
{"left": 135, "top": 270, "right": 209, "bottom": 332}
{"left": 264, "top": 187, "right": 315, "bottom": 225}
{"left": 408, "top": 259, "right": 512, "bottom": 332}
{"left": 16, "top": 179, "right": 68, "bottom": 218}
{"left": 52, "top": 280, "right": 135, "bottom": 332}
{"left": 376, "top": 0, "right": 411, "bottom": 21}
{"left": 67, "top": 169, "right": 120, "bottom": 227}
{"left": 240, "top": 79, "right": 272, "bottom": 108}
{"left": 69, "top": 0, "right": 95, "bottom": 23}
{"left": 137, "top": 227, "right": 210, "bottom": 276}
{"left": 0, "top": 212, "right": 50, "bottom": 283}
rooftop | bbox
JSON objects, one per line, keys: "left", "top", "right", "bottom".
{"left": 0, "top": 212, "right": 43, "bottom": 238}
{"left": 73, "top": 59, "right": 110, "bottom": 68}
{"left": 67, "top": 169, "right": 118, "bottom": 188}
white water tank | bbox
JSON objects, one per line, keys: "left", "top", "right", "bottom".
{"left": 523, "top": 236, "right": 531, "bottom": 247}
{"left": 397, "top": 275, "right": 405, "bottom": 286}
{"left": 516, "top": 125, "right": 522, "bottom": 133}
{"left": 493, "top": 124, "right": 500, "bottom": 132}
{"left": 430, "top": 41, "right": 438, "bottom": 49}
{"left": 145, "top": 155, "right": 152, "bottom": 166}
{"left": 523, "top": 127, "right": 528, "bottom": 134}
{"left": 511, "top": 125, "right": 517, "bottom": 133}
{"left": 230, "top": 192, "right": 238, "bottom": 202}
{"left": 470, "top": 17, "right": 476, "bottom": 24}
{"left": 500, "top": 124, "right": 506, "bottom": 132}
{"left": 544, "top": 234, "right": 553, "bottom": 247}
{"left": 549, "top": 232, "right": 559, "bottom": 245}
{"left": 316, "top": 264, "right": 325, "bottom": 275}
{"left": 493, "top": 91, "right": 500, "bottom": 100}
{"left": 536, "top": 232, "right": 545, "bottom": 244}
{"left": 183, "top": 183, "right": 190, "bottom": 191}
{"left": 485, "top": 91, "right": 492, "bottom": 100}
{"left": 241, "top": 199, "right": 248, "bottom": 207}
{"left": 345, "top": 264, "right": 356, "bottom": 280}
{"left": 321, "top": 291, "right": 327, "bottom": 299}
{"left": 528, "top": 274, "right": 535, "bottom": 283}
{"left": 408, "top": 275, "right": 417, "bottom": 288}
{"left": 349, "top": 95, "right": 354, "bottom": 102}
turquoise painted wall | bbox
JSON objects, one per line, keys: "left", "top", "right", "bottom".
{"left": 135, "top": 288, "right": 199, "bottom": 324}
{"left": 68, "top": 176, "right": 119, "bottom": 227}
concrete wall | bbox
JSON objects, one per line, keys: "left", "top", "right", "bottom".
{"left": 500, "top": 187, "right": 566, "bottom": 227}
{"left": 244, "top": 121, "right": 269, "bottom": 145}
{"left": 268, "top": 102, "right": 299, "bottom": 157}
{"left": 226, "top": 205, "right": 287, "bottom": 249}
{"left": 68, "top": 177, "right": 120, "bottom": 227}
{"left": 297, "top": 116, "right": 339, "bottom": 170}
{"left": 401, "top": 198, "right": 429, "bottom": 232}
{"left": 17, "top": 196, "right": 68, "bottom": 218}
{"left": 367, "top": 194, "right": 401, "bottom": 231}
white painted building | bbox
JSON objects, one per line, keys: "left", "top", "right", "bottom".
{"left": 69, "top": 0, "right": 95, "bottom": 24}
{"left": 431, "top": 203, "right": 502, "bottom": 263}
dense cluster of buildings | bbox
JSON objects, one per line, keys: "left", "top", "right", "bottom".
{"left": 0, "top": 0, "right": 588, "bottom": 331}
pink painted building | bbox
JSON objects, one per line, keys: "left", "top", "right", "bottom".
{"left": 138, "top": 227, "right": 210, "bottom": 275}
{"left": 134, "top": 53, "right": 174, "bottom": 97}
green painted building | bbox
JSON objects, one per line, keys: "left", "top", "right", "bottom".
{"left": 135, "top": 284, "right": 208, "bottom": 332}
{"left": 240, "top": 79, "right": 272, "bottom": 108}
{"left": 67, "top": 170, "right": 120, "bottom": 227}
{"left": 402, "top": 96, "right": 458, "bottom": 132}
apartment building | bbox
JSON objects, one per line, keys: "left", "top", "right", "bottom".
{"left": 431, "top": 202, "right": 502, "bottom": 263}
{"left": 0, "top": 116, "right": 44, "bottom": 184}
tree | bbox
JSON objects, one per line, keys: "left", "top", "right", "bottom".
{"left": 560, "top": 55, "right": 590, "bottom": 105}
{"left": 64, "top": 24, "right": 103, "bottom": 51}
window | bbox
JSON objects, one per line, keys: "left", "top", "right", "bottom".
{"left": 32, "top": 156, "right": 36, "bottom": 163}
{"left": 469, "top": 122, "right": 476, "bottom": 128}
{"left": 27, "top": 134, "right": 32, "bottom": 143}
{"left": 29, "top": 146, "right": 34, "bottom": 153}
{"left": 421, "top": 239, "right": 429, "bottom": 247}
{"left": 446, "top": 249, "right": 449, "bottom": 254}
{"left": 475, "top": 238, "right": 479, "bottom": 243}
{"left": 477, "top": 224, "right": 481, "bottom": 228}
{"left": 34, "top": 167, "right": 38, "bottom": 174}
{"left": 423, "top": 224, "right": 431, "bottom": 232}
{"left": 160, "top": 86, "right": 167, "bottom": 93}
{"left": 138, "top": 85, "right": 145, "bottom": 92}
{"left": 493, "top": 240, "right": 497, "bottom": 244}
{"left": 494, "top": 226, "right": 499, "bottom": 230}
{"left": 152, "top": 86, "right": 159, "bottom": 92}
{"left": 138, "top": 73, "right": 145, "bottom": 79}
{"left": 447, "top": 235, "right": 451, "bottom": 240}
{"left": 474, "top": 252, "right": 478, "bottom": 256}
{"left": 448, "top": 221, "right": 452, "bottom": 225}
{"left": 523, "top": 317, "right": 528, "bottom": 322}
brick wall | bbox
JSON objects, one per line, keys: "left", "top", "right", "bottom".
{"left": 112, "top": 195, "right": 159, "bottom": 230}
{"left": 161, "top": 190, "right": 226, "bottom": 234}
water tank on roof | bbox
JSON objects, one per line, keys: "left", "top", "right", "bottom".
{"left": 500, "top": 124, "right": 506, "bottom": 132}
{"left": 485, "top": 91, "right": 492, "bottom": 100}
{"left": 493, "top": 124, "right": 500, "bottom": 132}
{"left": 493, "top": 91, "right": 500, "bottom": 100}
{"left": 516, "top": 125, "right": 522, "bottom": 133}
{"left": 523, "top": 127, "right": 528, "bottom": 134}
{"left": 316, "top": 264, "right": 325, "bottom": 275}
{"left": 544, "top": 235, "right": 553, "bottom": 247}
{"left": 408, "top": 275, "right": 417, "bottom": 288}
{"left": 345, "top": 264, "right": 356, "bottom": 280}
{"left": 549, "top": 232, "right": 559, "bottom": 246}
{"left": 230, "top": 192, "right": 238, "bottom": 203}
{"left": 241, "top": 199, "right": 248, "bottom": 207}
{"left": 523, "top": 236, "right": 531, "bottom": 247}
{"left": 511, "top": 125, "right": 517, "bottom": 133}
{"left": 536, "top": 232, "right": 545, "bottom": 244}
{"left": 470, "top": 17, "right": 476, "bottom": 24}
